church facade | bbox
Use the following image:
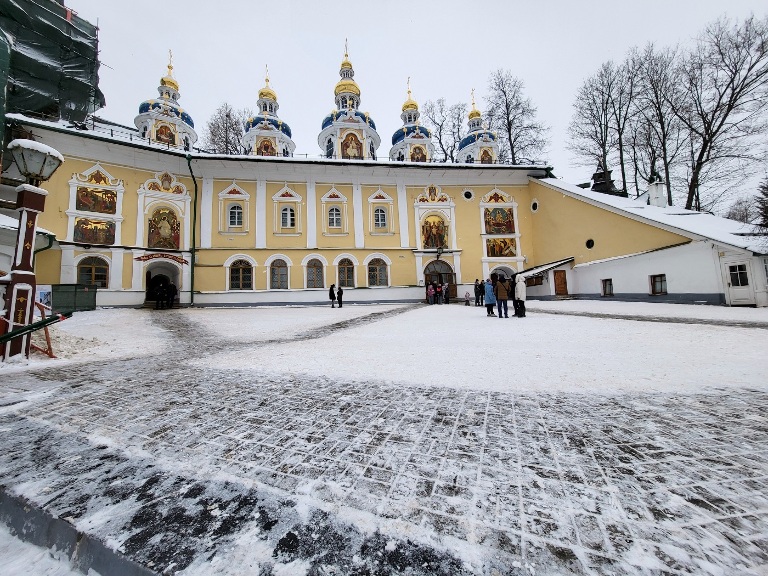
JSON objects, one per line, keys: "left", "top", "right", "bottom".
{"left": 3, "top": 51, "right": 766, "bottom": 308}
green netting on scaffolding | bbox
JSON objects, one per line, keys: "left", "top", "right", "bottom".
{"left": 0, "top": 0, "right": 105, "bottom": 123}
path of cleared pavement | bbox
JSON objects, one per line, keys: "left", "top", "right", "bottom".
{"left": 0, "top": 305, "right": 767, "bottom": 575}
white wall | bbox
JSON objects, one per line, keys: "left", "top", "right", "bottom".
{"left": 572, "top": 241, "right": 724, "bottom": 298}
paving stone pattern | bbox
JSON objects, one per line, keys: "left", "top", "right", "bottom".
{"left": 0, "top": 309, "right": 767, "bottom": 575}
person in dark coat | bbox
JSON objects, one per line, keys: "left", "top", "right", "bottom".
{"left": 474, "top": 279, "right": 481, "bottom": 306}
{"left": 337, "top": 286, "right": 344, "bottom": 308}
{"left": 484, "top": 278, "right": 496, "bottom": 316}
{"left": 329, "top": 284, "right": 337, "bottom": 308}
{"left": 166, "top": 282, "right": 177, "bottom": 309}
{"left": 154, "top": 283, "right": 166, "bottom": 310}
{"left": 479, "top": 279, "right": 485, "bottom": 306}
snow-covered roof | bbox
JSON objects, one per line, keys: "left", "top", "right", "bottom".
{"left": 0, "top": 213, "right": 53, "bottom": 236}
{"left": 519, "top": 257, "right": 574, "bottom": 278}
{"left": 535, "top": 178, "right": 768, "bottom": 255}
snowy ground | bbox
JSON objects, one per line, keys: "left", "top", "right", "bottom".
{"left": 0, "top": 300, "right": 767, "bottom": 575}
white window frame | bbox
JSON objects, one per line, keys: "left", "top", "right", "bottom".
{"left": 367, "top": 188, "right": 394, "bottom": 235}
{"left": 320, "top": 187, "right": 349, "bottom": 236}
{"left": 217, "top": 182, "right": 250, "bottom": 235}
{"left": 272, "top": 186, "right": 302, "bottom": 236}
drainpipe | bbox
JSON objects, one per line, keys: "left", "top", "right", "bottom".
{"left": 33, "top": 232, "right": 56, "bottom": 256}
{"left": 185, "top": 154, "right": 198, "bottom": 306}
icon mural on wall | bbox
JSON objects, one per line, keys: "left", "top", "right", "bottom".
{"left": 410, "top": 146, "right": 426, "bottom": 162}
{"left": 155, "top": 124, "right": 176, "bottom": 145}
{"left": 484, "top": 207, "right": 515, "bottom": 234}
{"left": 76, "top": 187, "right": 117, "bottom": 214}
{"left": 422, "top": 215, "right": 448, "bottom": 248}
{"left": 480, "top": 149, "right": 493, "bottom": 164}
{"left": 486, "top": 238, "right": 516, "bottom": 257}
{"left": 73, "top": 218, "right": 116, "bottom": 245}
{"left": 257, "top": 139, "right": 276, "bottom": 156}
{"left": 341, "top": 133, "right": 362, "bottom": 159}
{"left": 148, "top": 207, "right": 180, "bottom": 249}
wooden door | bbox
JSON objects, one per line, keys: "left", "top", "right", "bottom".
{"left": 724, "top": 261, "right": 755, "bottom": 305}
{"left": 554, "top": 270, "right": 568, "bottom": 295}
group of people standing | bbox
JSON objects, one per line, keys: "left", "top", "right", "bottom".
{"left": 474, "top": 275, "right": 526, "bottom": 318}
{"left": 426, "top": 282, "right": 450, "bottom": 305}
{"left": 328, "top": 284, "right": 344, "bottom": 308}
{"left": 153, "top": 281, "right": 177, "bottom": 310}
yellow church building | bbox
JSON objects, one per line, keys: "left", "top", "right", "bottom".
{"left": 2, "top": 52, "right": 766, "bottom": 308}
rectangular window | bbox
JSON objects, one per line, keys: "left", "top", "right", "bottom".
{"left": 602, "top": 278, "right": 613, "bottom": 296}
{"left": 650, "top": 274, "right": 667, "bottom": 295}
{"left": 525, "top": 276, "right": 543, "bottom": 287}
{"left": 728, "top": 264, "right": 749, "bottom": 287}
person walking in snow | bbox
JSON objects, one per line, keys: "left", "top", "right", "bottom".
{"left": 474, "top": 279, "right": 481, "bottom": 306}
{"left": 494, "top": 275, "right": 512, "bottom": 319}
{"left": 464, "top": 291, "right": 471, "bottom": 306}
{"left": 443, "top": 283, "right": 450, "bottom": 305}
{"left": 329, "top": 284, "right": 337, "bottom": 308}
{"left": 484, "top": 278, "right": 496, "bottom": 316}
{"left": 479, "top": 279, "right": 485, "bottom": 306}
{"left": 436, "top": 282, "right": 443, "bottom": 304}
{"left": 514, "top": 274, "right": 527, "bottom": 317}
{"left": 337, "top": 286, "right": 344, "bottom": 308}
{"left": 427, "top": 283, "right": 435, "bottom": 305}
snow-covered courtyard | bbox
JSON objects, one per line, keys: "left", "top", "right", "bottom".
{"left": 1, "top": 300, "right": 767, "bottom": 575}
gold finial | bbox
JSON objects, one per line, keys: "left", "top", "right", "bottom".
{"left": 407, "top": 76, "right": 411, "bottom": 97}
{"left": 168, "top": 49, "right": 173, "bottom": 73}
{"left": 265, "top": 64, "right": 270, "bottom": 86}
{"left": 468, "top": 88, "right": 481, "bottom": 120}
{"left": 345, "top": 38, "right": 348, "bottom": 57}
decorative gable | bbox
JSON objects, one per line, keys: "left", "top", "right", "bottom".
{"left": 143, "top": 172, "right": 187, "bottom": 196}
{"left": 482, "top": 188, "right": 514, "bottom": 204}
{"left": 416, "top": 185, "right": 450, "bottom": 203}
{"left": 218, "top": 181, "right": 250, "bottom": 199}
{"left": 273, "top": 186, "right": 301, "bottom": 201}
{"left": 321, "top": 187, "right": 347, "bottom": 203}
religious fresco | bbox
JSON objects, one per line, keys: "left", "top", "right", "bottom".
{"left": 76, "top": 187, "right": 117, "bottom": 214}
{"left": 410, "top": 146, "right": 426, "bottom": 162}
{"left": 480, "top": 149, "right": 493, "bottom": 164}
{"left": 147, "top": 207, "right": 181, "bottom": 249}
{"left": 484, "top": 207, "right": 515, "bottom": 234}
{"left": 146, "top": 172, "right": 185, "bottom": 194}
{"left": 155, "top": 124, "right": 176, "bottom": 145}
{"left": 486, "top": 238, "right": 516, "bottom": 257}
{"left": 257, "top": 139, "right": 276, "bottom": 156}
{"left": 421, "top": 215, "right": 448, "bottom": 248}
{"left": 86, "top": 170, "right": 110, "bottom": 185}
{"left": 341, "top": 133, "right": 362, "bottom": 159}
{"left": 73, "top": 218, "right": 115, "bottom": 245}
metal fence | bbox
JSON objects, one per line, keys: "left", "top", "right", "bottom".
{"left": 51, "top": 284, "right": 97, "bottom": 314}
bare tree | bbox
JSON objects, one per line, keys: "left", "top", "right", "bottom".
{"left": 485, "top": 69, "right": 548, "bottom": 164}
{"left": 567, "top": 67, "right": 614, "bottom": 176}
{"left": 670, "top": 15, "right": 768, "bottom": 210}
{"left": 608, "top": 56, "right": 639, "bottom": 195}
{"left": 724, "top": 196, "right": 755, "bottom": 223}
{"left": 422, "top": 98, "right": 467, "bottom": 162}
{"left": 631, "top": 44, "right": 688, "bottom": 205}
{"left": 202, "top": 103, "right": 252, "bottom": 154}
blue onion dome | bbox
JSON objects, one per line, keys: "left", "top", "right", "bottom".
{"left": 245, "top": 115, "right": 292, "bottom": 138}
{"left": 458, "top": 130, "right": 496, "bottom": 151}
{"left": 321, "top": 109, "right": 376, "bottom": 130}
{"left": 138, "top": 100, "right": 195, "bottom": 128}
{"left": 392, "top": 125, "right": 430, "bottom": 146}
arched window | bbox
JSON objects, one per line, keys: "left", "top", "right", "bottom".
{"left": 77, "top": 256, "right": 109, "bottom": 288}
{"left": 340, "top": 96, "right": 348, "bottom": 108}
{"left": 328, "top": 207, "right": 342, "bottom": 228}
{"left": 369, "top": 141, "right": 376, "bottom": 160}
{"left": 282, "top": 147, "right": 290, "bottom": 157}
{"left": 229, "top": 259, "right": 252, "bottom": 290}
{"left": 373, "top": 207, "right": 387, "bottom": 229}
{"left": 368, "top": 258, "right": 388, "bottom": 287}
{"left": 229, "top": 204, "right": 243, "bottom": 227}
{"left": 466, "top": 155, "right": 474, "bottom": 164}
{"left": 183, "top": 137, "right": 190, "bottom": 151}
{"left": 326, "top": 138, "right": 334, "bottom": 158}
{"left": 270, "top": 259, "right": 288, "bottom": 289}
{"left": 281, "top": 206, "right": 295, "bottom": 228}
{"left": 338, "top": 258, "right": 355, "bottom": 288}
{"left": 306, "top": 258, "right": 324, "bottom": 288}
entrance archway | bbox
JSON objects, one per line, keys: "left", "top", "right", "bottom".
{"left": 145, "top": 261, "right": 180, "bottom": 305}
{"left": 424, "top": 260, "right": 456, "bottom": 301}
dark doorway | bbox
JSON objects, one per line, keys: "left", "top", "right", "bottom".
{"left": 424, "top": 260, "right": 457, "bottom": 301}
{"left": 554, "top": 270, "right": 569, "bottom": 295}
{"left": 146, "top": 273, "right": 170, "bottom": 303}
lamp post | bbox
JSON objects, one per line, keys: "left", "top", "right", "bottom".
{"left": 1, "top": 139, "right": 63, "bottom": 360}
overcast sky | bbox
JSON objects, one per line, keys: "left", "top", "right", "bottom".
{"left": 66, "top": 0, "right": 766, "bottom": 186}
